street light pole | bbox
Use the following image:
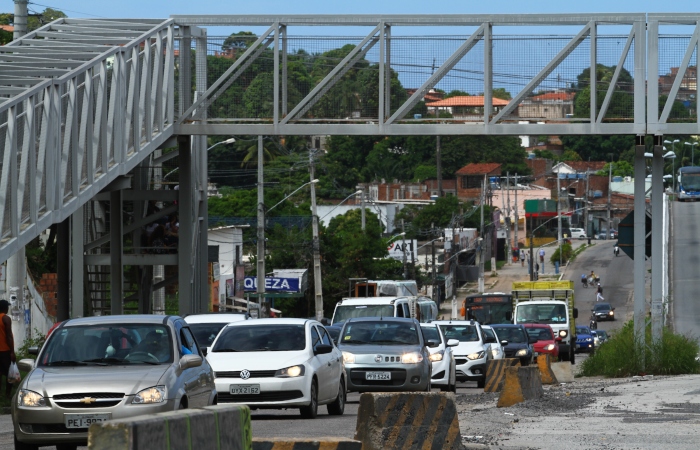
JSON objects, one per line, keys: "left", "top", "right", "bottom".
{"left": 557, "top": 174, "right": 562, "bottom": 273}
{"left": 309, "top": 150, "right": 323, "bottom": 322}
{"left": 162, "top": 137, "right": 236, "bottom": 181}
{"left": 685, "top": 141, "right": 698, "bottom": 166}
{"left": 256, "top": 136, "right": 266, "bottom": 310}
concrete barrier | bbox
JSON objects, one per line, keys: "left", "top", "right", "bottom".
{"left": 484, "top": 358, "right": 521, "bottom": 392}
{"left": 497, "top": 366, "right": 544, "bottom": 408}
{"left": 88, "top": 404, "right": 251, "bottom": 450}
{"left": 536, "top": 354, "right": 558, "bottom": 385}
{"left": 551, "top": 361, "right": 575, "bottom": 383}
{"left": 354, "top": 392, "right": 463, "bottom": 450}
{"left": 253, "top": 438, "right": 362, "bottom": 449}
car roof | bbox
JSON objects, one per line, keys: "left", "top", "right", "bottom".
{"left": 225, "top": 318, "right": 312, "bottom": 327}
{"left": 522, "top": 323, "right": 554, "bottom": 329}
{"left": 595, "top": 302, "right": 612, "bottom": 308}
{"left": 338, "top": 297, "right": 406, "bottom": 305}
{"left": 62, "top": 314, "right": 174, "bottom": 327}
{"left": 184, "top": 313, "right": 248, "bottom": 324}
{"left": 431, "top": 320, "right": 480, "bottom": 326}
{"left": 490, "top": 324, "right": 523, "bottom": 329}
{"left": 345, "top": 316, "right": 417, "bottom": 324}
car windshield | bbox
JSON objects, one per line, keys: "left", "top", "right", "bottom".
{"left": 492, "top": 327, "right": 528, "bottom": 344}
{"left": 421, "top": 326, "right": 441, "bottom": 343}
{"left": 597, "top": 330, "right": 609, "bottom": 339}
{"left": 593, "top": 303, "right": 611, "bottom": 312}
{"left": 332, "top": 304, "right": 394, "bottom": 325}
{"left": 341, "top": 321, "right": 419, "bottom": 345}
{"left": 467, "top": 303, "right": 512, "bottom": 325}
{"left": 40, "top": 324, "right": 173, "bottom": 366}
{"left": 681, "top": 173, "right": 700, "bottom": 190}
{"left": 438, "top": 325, "right": 479, "bottom": 342}
{"left": 576, "top": 326, "right": 592, "bottom": 335}
{"left": 515, "top": 304, "right": 567, "bottom": 325}
{"left": 189, "top": 323, "right": 227, "bottom": 347}
{"left": 526, "top": 327, "right": 553, "bottom": 341}
{"left": 213, "top": 324, "right": 306, "bottom": 352}
{"left": 326, "top": 326, "right": 341, "bottom": 342}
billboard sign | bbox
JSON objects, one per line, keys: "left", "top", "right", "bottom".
{"left": 244, "top": 276, "right": 301, "bottom": 293}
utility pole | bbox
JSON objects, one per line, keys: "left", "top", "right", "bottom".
{"left": 431, "top": 222, "right": 437, "bottom": 304}
{"left": 514, "top": 173, "right": 519, "bottom": 250}
{"left": 529, "top": 216, "right": 535, "bottom": 281}
{"left": 478, "top": 176, "right": 485, "bottom": 292}
{"left": 401, "top": 219, "right": 408, "bottom": 280}
{"left": 436, "top": 136, "right": 443, "bottom": 197}
{"left": 607, "top": 161, "right": 613, "bottom": 239}
{"left": 360, "top": 189, "right": 366, "bottom": 231}
{"left": 13, "top": 0, "right": 28, "bottom": 40}
{"left": 256, "top": 136, "right": 266, "bottom": 314}
{"left": 310, "top": 150, "right": 323, "bottom": 322}
{"left": 557, "top": 174, "right": 562, "bottom": 273}
{"left": 585, "top": 170, "right": 591, "bottom": 244}
{"left": 502, "top": 174, "right": 510, "bottom": 265}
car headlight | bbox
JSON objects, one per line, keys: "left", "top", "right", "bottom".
{"left": 515, "top": 349, "right": 528, "bottom": 357}
{"left": 467, "top": 351, "right": 485, "bottom": 360}
{"left": 275, "top": 365, "right": 305, "bottom": 378}
{"left": 428, "top": 350, "right": 444, "bottom": 362}
{"left": 559, "top": 330, "right": 568, "bottom": 338}
{"left": 402, "top": 352, "right": 424, "bottom": 364}
{"left": 544, "top": 344, "right": 555, "bottom": 351}
{"left": 586, "top": 338, "right": 593, "bottom": 342}
{"left": 18, "top": 390, "right": 46, "bottom": 407}
{"left": 342, "top": 351, "right": 355, "bottom": 364}
{"left": 132, "top": 386, "right": 166, "bottom": 404}
{"left": 609, "top": 311, "right": 614, "bottom": 315}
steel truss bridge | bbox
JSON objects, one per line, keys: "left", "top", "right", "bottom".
{"left": 0, "top": 14, "right": 697, "bottom": 325}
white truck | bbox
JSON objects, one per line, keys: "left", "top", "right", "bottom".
{"left": 330, "top": 295, "right": 437, "bottom": 326}
{"left": 511, "top": 281, "right": 578, "bottom": 364}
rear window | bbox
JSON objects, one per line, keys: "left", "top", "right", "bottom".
{"left": 492, "top": 326, "right": 527, "bottom": 344}
{"left": 438, "top": 325, "right": 479, "bottom": 342}
{"left": 525, "top": 327, "right": 553, "bottom": 341}
{"left": 332, "top": 304, "right": 394, "bottom": 325}
{"left": 189, "top": 323, "right": 228, "bottom": 347}
{"left": 341, "top": 321, "right": 419, "bottom": 345}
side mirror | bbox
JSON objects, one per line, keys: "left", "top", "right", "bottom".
{"left": 573, "top": 308, "right": 579, "bottom": 319}
{"left": 179, "top": 354, "right": 203, "bottom": 370}
{"left": 18, "top": 358, "right": 34, "bottom": 372}
{"left": 500, "top": 340, "right": 509, "bottom": 346}
{"left": 446, "top": 339, "right": 459, "bottom": 347}
{"left": 484, "top": 336, "right": 496, "bottom": 344}
{"left": 612, "top": 308, "right": 616, "bottom": 311}
{"left": 199, "top": 346, "right": 208, "bottom": 356}
{"left": 528, "top": 336, "right": 538, "bottom": 344}
{"left": 426, "top": 339, "right": 440, "bottom": 348}
{"left": 28, "top": 346, "right": 39, "bottom": 356}
{"left": 315, "top": 344, "right": 333, "bottom": 355}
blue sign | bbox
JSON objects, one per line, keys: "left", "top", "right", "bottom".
{"left": 244, "top": 276, "right": 301, "bottom": 293}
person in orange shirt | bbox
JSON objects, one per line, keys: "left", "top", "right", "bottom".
{"left": 0, "top": 300, "right": 16, "bottom": 399}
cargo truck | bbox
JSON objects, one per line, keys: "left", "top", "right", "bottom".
{"left": 511, "top": 281, "right": 578, "bottom": 364}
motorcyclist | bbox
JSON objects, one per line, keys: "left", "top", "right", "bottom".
{"left": 614, "top": 244, "right": 620, "bottom": 256}
{"left": 590, "top": 270, "right": 600, "bottom": 284}
{"left": 581, "top": 273, "right": 588, "bottom": 288}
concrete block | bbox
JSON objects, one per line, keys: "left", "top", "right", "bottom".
{"left": 484, "top": 358, "right": 520, "bottom": 392}
{"left": 536, "top": 354, "right": 558, "bottom": 385}
{"left": 497, "top": 366, "right": 544, "bottom": 407}
{"left": 551, "top": 361, "right": 575, "bottom": 383}
{"left": 253, "top": 437, "right": 361, "bottom": 450}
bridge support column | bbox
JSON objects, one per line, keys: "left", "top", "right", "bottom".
{"left": 651, "top": 138, "right": 664, "bottom": 347}
{"left": 71, "top": 206, "right": 84, "bottom": 318}
{"left": 110, "top": 190, "right": 123, "bottom": 315}
{"left": 633, "top": 138, "right": 646, "bottom": 369}
{"left": 178, "top": 135, "right": 193, "bottom": 316}
{"left": 57, "top": 219, "right": 70, "bottom": 322}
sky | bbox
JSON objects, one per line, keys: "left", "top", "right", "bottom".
{"left": 6, "top": 0, "right": 700, "bottom": 21}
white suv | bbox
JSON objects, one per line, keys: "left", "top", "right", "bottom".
{"left": 421, "top": 323, "right": 459, "bottom": 392}
{"left": 569, "top": 228, "right": 587, "bottom": 239}
{"left": 432, "top": 320, "right": 490, "bottom": 388}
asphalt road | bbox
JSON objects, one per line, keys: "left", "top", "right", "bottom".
{"left": 671, "top": 201, "right": 700, "bottom": 338}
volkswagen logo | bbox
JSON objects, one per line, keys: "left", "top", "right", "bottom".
{"left": 374, "top": 355, "right": 382, "bottom": 363}
{"left": 240, "top": 369, "right": 251, "bottom": 380}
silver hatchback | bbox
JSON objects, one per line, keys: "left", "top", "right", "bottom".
{"left": 12, "top": 315, "right": 217, "bottom": 450}
{"left": 338, "top": 317, "right": 434, "bottom": 392}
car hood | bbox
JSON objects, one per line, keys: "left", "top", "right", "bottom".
{"left": 24, "top": 365, "right": 170, "bottom": 397}
{"left": 446, "top": 341, "right": 484, "bottom": 356}
{"left": 503, "top": 342, "right": 530, "bottom": 351}
{"left": 577, "top": 333, "right": 593, "bottom": 340}
{"left": 532, "top": 340, "right": 556, "bottom": 351}
{"left": 207, "top": 350, "right": 310, "bottom": 371}
{"left": 338, "top": 344, "right": 424, "bottom": 355}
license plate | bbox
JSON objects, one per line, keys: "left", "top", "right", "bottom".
{"left": 365, "top": 372, "right": 391, "bottom": 381}
{"left": 229, "top": 384, "right": 260, "bottom": 395}
{"left": 64, "top": 413, "right": 110, "bottom": 429}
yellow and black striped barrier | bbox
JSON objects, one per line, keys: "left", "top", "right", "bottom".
{"left": 253, "top": 438, "right": 361, "bottom": 450}
{"left": 484, "top": 358, "right": 521, "bottom": 392}
{"left": 354, "top": 392, "right": 462, "bottom": 450}
{"left": 497, "top": 366, "right": 544, "bottom": 408}
{"left": 536, "top": 354, "right": 558, "bottom": 385}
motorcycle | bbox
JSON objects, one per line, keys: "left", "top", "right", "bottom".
{"left": 614, "top": 245, "right": 620, "bottom": 257}
{"left": 589, "top": 315, "right": 598, "bottom": 330}
{"left": 581, "top": 277, "right": 588, "bottom": 288}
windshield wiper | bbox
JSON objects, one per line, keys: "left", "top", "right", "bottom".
{"left": 214, "top": 348, "right": 240, "bottom": 352}
{"left": 250, "top": 347, "right": 270, "bottom": 352}
{"left": 81, "top": 357, "right": 125, "bottom": 365}
{"left": 46, "top": 360, "right": 87, "bottom": 366}
{"left": 372, "top": 340, "right": 411, "bottom": 344}
{"left": 341, "top": 339, "right": 367, "bottom": 344}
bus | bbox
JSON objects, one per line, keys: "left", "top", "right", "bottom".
{"left": 677, "top": 166, "right": 700, "bottom": 201}
{"left": 462, "top": 292, "right": 513, "bottom": 325}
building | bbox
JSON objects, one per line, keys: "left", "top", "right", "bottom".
{"left": 519, "top": 91, "right": 575, "bottom": 119}
{"left": 659, "top": 66, "right": 697, "bottom": 102}
{"left": 208, "top": 225, "right": 247, "bottom": 311}
{"left": 455, "top": 163, "right": 502, "bottom": 201}
{"left": 425, "top": 96, "right": 511, "bottom": 120}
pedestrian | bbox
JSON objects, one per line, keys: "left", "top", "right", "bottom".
{"left": 520, "top": 249, "right": 525, "bottom": 267}
{"left": 596, "top": 291, "right": 604, "bottom": 302}
{"left": 539, "top": 248, "right": 545, "bottom": 264}
{"left": 596, "top": 283, "right": 603, "bottom": 295}
{"left": 0, "top": 300, "right": 16, "bottom": 399}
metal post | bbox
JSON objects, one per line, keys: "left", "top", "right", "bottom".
{"left": 478, "top": 176, "right": 485, "bottom": 292}
{"left": 12, "top": 0, "right": 28, "bottom": 40}
{"left": 257, "top": 136, "right": 266, "bottom": 310}
{"left": 71, "top": 207, "right": 84, "bottom": 318}
{"left": 607, "top": 161, "right": 613, "bottom": 238}
{"left": 57, "top": 220, "right": 70, "bottom": 322}
{"left": 502, "top": 174, "right": 509, "bottom": 265}
{"left": 585, "top": 171, "right": 591, "bottom": 244}
{"left": 178, "top": 135, "right": 193, "bottom": 316}
{"left": 529, "top": 216, "right": 534, "bottom": 282}
{"left": 310, "top": 150, "right": 324, "bottom": 322}
{"left": 514, "top": 174, "right": 519, "bottom": 249}
{"left": 431, "top": 223, "right": 437, "bottom": 302}
{"left": 557, "top": 174, "right": 562, "bottom": 271}
{"left": 109, "top": 190, "right": 123, "bottom": 316}
{"left": 401, "top": 219, "right": 408, "bottom": 279}
{"left": 633, "top": 138, "right": 646, "bottom": 369}
{"left": 651, "top": 140, "right": 664, "bottom": 347}
{"left": 437, "top": 136, "right": 442, "bottom": 197}
{"left": 196, "top": 31, "right": 209, "bottom": 314}
{"left": 361, "top": 189, "right": 366, "bottom": 231}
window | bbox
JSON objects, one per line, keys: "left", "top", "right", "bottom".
{"left": 318, "top": 327, "right": 332, "bottom": 346}
{"left": 311, "top": 326, "right": 321, "bottom": 352}
{"left": 180, "top": 328, "right": 199, "bottom": 356}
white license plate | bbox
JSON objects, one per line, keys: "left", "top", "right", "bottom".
{"left": 64, "top": 413, "right": 110, "bottom": 429}
{"left": 365, "top": 372, "right": 391, "bottom": 381}
{"left": 229, "top": 384, "right": 260, "bottom": 395}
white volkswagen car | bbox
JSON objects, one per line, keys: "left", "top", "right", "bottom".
{"left": 421, "top": 323, "right": 458, "bottom": 392}
{"left": 432, "top": 320, "right": 490, "bottom": 388}
{"left": 207, "top": 318, "right": 345, "bottom": 418}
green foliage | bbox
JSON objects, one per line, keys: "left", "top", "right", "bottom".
{"left": 549, "top": 242, "right": 573, "bottom": 265}
{"left": 413, "top": 165, "right": 438, "bottom": 181}
{"left": 561, "top": 150, "right": 582, "bottom": 161}
{"left": 580, "top": 321, "right": 700, "bottom": 377}
{"left": 561, "top": 135, "right": 635, "bottom": 163}
{"left": 17, "top": 330, "right": 47, "bottom": 361}
{"left": 444, "top": 90, "right": 470, "bottom": 98}
{"left": 27, "top": 8, "right": 66, "bottom": 30}
{"left": 533, "top": 149, "right": 559, "bottom": 161}
{"left": 492, "top": 88, "right": 512, "bottom": 100}
{"left": 439, "top": 135, "right": 529, "bottom": 176}
{"left": 596, "top": 161, "right": 634, "bottom": 178}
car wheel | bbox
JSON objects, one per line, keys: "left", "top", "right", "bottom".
{"left": 14, "top": 434, "right": 37, "bottom": 450}
{"left": 300, "top": 379, "right": 318, "bottom": 419}
{"left": 327, "top": 378, "right": 345, "bottom": 416}
{"left": 56, "top": 445, "right": 78, "bottom": 450}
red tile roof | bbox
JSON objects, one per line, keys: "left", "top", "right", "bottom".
{"left": 529, "top": 92, "right": 575, "bottom": 102}
{"left": 0, "top": 25, "right": 13, "bottom": 33}
{"left": 426, "top": 96, "right": 510, "bottom": 107}
{"left": 455, "top": 163, "right": 502, "bottom": 176}
{"left": 564, "top": 161, "right": 607, "bottom": 172}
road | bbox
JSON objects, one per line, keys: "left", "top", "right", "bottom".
{"left": 671, "top": 201, "right": 700, "bottom": 338}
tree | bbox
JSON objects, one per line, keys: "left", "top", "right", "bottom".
{"left": 561, "top": 135, "right": 635, "bottom": 163}
{"left": 222, "top": 31, "right": 256, "bottom": 51}
{"left": 596, "top": 161, "right": 634, "bottom": 178}
{"left": 572, "top": 64, "right": 634, "bottom": 120}
{"left": 27, "top": 8, "right": 66, "bottom": 30}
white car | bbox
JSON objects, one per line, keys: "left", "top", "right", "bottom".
{"left": 207, "top": 318, "right": 345, "bottom": 418}
{"left": 481, "top": 325, "right": 505, "bottom": 360}
{"left": 184, "top": 312, "right": 249, "bottom": 348}
{"left": 421, "top": 323, "right": 459, "bottom": 392}
{"left": 432, "top": 320, "right": 490, "bottom": 388}
{"left": 569, "top": 228, "right": 587, "bottom": 239}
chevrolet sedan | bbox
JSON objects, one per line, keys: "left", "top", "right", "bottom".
{"left": 12, "top": 315, "right": 216, "bottom": 450}
{"left": 207, "top": 318, "right": 345, "bottom": 419}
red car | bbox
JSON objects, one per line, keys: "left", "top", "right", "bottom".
{"left": 523, "top": 323, "right": 559, "bottom": 359}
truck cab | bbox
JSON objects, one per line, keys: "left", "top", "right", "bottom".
{"left": 331, "top": 296, "right": 437, "bottom": 326}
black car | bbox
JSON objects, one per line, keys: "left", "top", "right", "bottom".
{"left": 490, "top": 324, "right": 537, "bottom": 366}
{"left": 325, "top": 324, "right": 343, "bottom": 344}
{"left": 592, "top": 302, "right": 615, "bottom": 321}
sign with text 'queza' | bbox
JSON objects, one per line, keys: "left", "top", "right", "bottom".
{"left": 244, "top": 277, "right": 301, "bottom": 293}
